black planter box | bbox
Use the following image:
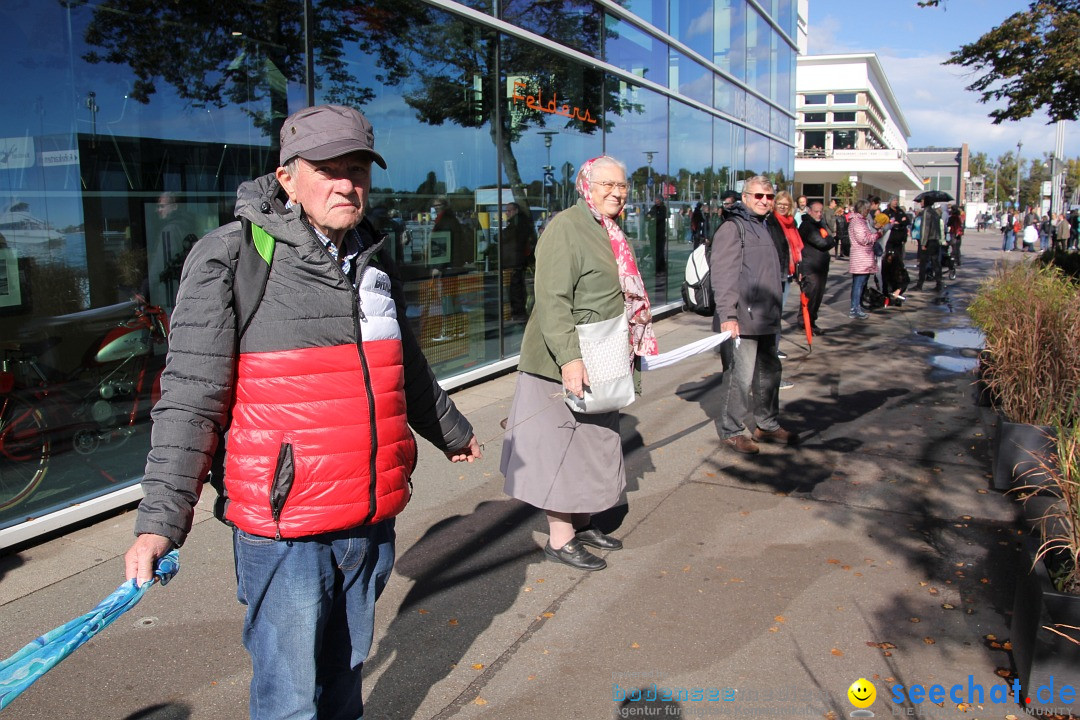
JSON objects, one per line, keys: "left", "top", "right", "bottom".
{"left": 992, "top": 418, "right": 1056, "bottom": 491}
{"left": 1010, "top": 539, "right": 1080, "bottom": 714}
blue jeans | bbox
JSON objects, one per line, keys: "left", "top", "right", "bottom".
{"left": 234, "top": 520, "right": 396, "bottom": 720}
{"left": 1002, "top": 229, "right": 1015, "bottom": 250}
{"left": 851, "top": 273, "right": 869, "bottom": 312}
{"left": 718, "top": 334, "right": 781, "bottom": 438}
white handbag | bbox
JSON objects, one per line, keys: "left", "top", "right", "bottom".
{"left": 563, "top": 314, "right": 636, "bottom": 414}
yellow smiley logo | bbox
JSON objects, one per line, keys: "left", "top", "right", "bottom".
{"left": 848, "top": 678, "right": 876, "bottom": 709}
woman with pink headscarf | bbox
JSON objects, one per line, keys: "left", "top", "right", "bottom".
{"left": 501, "top": 155, "right": 657, "bottom": 572}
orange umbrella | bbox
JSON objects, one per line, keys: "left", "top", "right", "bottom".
{"left": 800, "top": 289, "right": 813, "bottom": 350}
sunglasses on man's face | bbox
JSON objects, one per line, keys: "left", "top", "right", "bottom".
{"left": 746, "top": 192, "right": 775, "bottom": 201}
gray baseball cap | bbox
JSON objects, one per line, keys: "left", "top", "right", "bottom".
{"left": 279, "top": 104, "right": 387, "bottom": 169}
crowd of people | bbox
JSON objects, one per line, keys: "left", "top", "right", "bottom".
{"left": 994, "top": 207, "right": 1079, "bottom": 252}
{"left": 117, "top": 99, "right": 1080, "bottom": 719}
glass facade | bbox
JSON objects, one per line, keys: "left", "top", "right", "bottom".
{"left": 0, "top": 0, "right": 794, "bottom": 534}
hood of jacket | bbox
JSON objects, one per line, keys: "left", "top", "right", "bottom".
{"left": 235, "top": 172, "right": 351, "bottom": 249}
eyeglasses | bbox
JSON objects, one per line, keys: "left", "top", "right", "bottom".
{"left": 775, "top": 203, "right": 791, "bottom": 209}
{"left": 746, "top": 192, "right": 775, "bottom": 201}
{"left": 595, "top": 180, "right": 628, "bottom": 192}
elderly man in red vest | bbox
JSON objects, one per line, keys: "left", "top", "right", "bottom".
{"left": 124, "top": 105, "right": 481, "bottom": 720}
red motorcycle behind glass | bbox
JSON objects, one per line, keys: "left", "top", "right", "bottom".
{"left": 0, "top": 295, "right": 169, "bottom": 511}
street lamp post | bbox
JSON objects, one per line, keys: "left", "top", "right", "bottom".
{"left": 1015, "top": 140, "right": 1023, "bottom": 214}
{"left": 539, "top": 131, "right": 557, "bottom": 214}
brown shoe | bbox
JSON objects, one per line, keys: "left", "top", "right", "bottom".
{"left": 723, "top": 435, "right": 760, "bottom": 454}
{"left": 753, "top": 427, "right": 797, "bottom": 446}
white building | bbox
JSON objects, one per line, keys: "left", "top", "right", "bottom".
{"left": 793, "top": 53, "right": 924, "bottom": 204}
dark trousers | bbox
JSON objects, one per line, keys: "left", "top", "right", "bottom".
{"left": 799, "top": 271, "right": 826, "bottom": 327}
{"left": 950, "top": 234, "right": 963, "bottom": 267}
{"left": 508, "top": 266, "right": 527, "bottom": 317}
{"left": 917, "top": 242, "right": 941, "bottom": 288}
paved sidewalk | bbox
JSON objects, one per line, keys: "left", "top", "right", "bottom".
{"left": 1, "top": 232, "right": 1041, "bottom": 720}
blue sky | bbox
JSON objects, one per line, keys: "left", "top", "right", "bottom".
{"left": 807, "top": 0, "right": 1077, "bottom": 164}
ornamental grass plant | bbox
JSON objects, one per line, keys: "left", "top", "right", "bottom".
{"left": 1018, "top": 422, "right": 1080, "bottom": 595}
{"left": 968, "top": 261, "right": 1080, "bottom": 427}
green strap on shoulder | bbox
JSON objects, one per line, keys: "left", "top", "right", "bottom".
{"left": 250, "top": 223, "right": 275, "bottom": 266}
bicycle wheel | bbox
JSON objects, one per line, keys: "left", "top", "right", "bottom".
{"left": 0, "top": 395, "right": 51, "bottom": 511}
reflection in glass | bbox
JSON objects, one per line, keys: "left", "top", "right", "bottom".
{"left": 669, "top": 50, "right": 712, "bottom": 106}
{"left": 714, "top": 0, "right": 745, "bottom": 82}
{"left": 603, "top": 75, "right": 668, "bottom": 295}
{"left": 671, "top": 0, "right": 712, "bottom": 58}
{"left": 605, "top": 13, "right": 666, "bottom": 83}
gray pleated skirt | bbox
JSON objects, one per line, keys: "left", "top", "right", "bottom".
{"left": 500, "top": 372, "right": 626, "bottom": 513}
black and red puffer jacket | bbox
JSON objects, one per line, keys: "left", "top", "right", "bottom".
{"left": 134, "top": 174, "right": 473, "bottom": 546}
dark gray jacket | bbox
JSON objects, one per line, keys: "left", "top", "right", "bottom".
{"left": 709, "top": 202, "right": 784, "bottom": 336}
{"left": 135, "top": 173, "right": 473, "bottom": 546}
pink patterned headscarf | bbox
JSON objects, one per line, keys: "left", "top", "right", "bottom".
{"left": 577, "top": 156, "right": 658, "bottom": 356}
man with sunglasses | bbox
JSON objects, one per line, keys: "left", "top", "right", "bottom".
{"left": 709, "top": 176, "right": 797, "bottom": 455}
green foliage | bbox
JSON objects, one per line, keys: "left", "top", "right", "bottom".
{"left": 968, "top": 261, "right": 1080, "bottom": 426}
{"left": 944, "top": 1, "right": 1080, "bottom": 124}
{"left": 833, "top": 177, "right": 856, "bottom": 206}
{"left": 1037, "top": 247, "right": 1080, "bottom": 280}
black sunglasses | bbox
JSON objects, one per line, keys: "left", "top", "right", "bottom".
{"left": 746, "top": 192, "right": 775, "bottom": 201}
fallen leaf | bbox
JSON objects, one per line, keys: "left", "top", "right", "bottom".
{"left": 824, "top": 711, "right": 839, "bottom": 719}
{"left": 831, "top": 648, "right": 844, "bottom": 656}
{"left": 418, "top": 609, "right": 429, "bottom": 614}
{"left": 523, "top": 587, "right": 532, "bottom": 592}
{"left": 910, "top": 617, "right": 921, "bottom": 623}
{"left": 995, "top": 668, "right": 1011, "bottom": 678}
{"left": 536, "top": 579, "right": 545, "bottom": 583}
{"left": 943, "top": 603, "right": 955, "bottom": 610}
{"left": 769, "top": 626, "right": 779, "bottom": 633}
{"left": 775, "top": 616, "right": 786, "bottom": 623}
{"left": 542, "top": 612, "right": 554, "bottom": 618}
{"left": 923, "top": 637, "right": 936, "bottom": 645}
{"left": 827, "top": 558, "right": 842, "bottom": 565}
{"left": 448, "top": 619, "right": 459, "bottom": 626}
{"left": 682, "top": 565, "right": 692, "bottom": 572}
{"left": 883, "top": 651, "right": 892, "bottom": 657}
{"left": 474, "top": 698, "right": 488, "bottom": 705}
{"left": 631, "top": 642, "right": 640, "bottom": 649}
{"left": 472, "top": 663, "right": 484, "bottom": 670}
{"left": 928, "top": 587, "right": 940, "bottom": 595}
{"left": 1003, "top": 641, "right": 1012, "bottom": 650}
{"left": 980, "top": 577, "right": 990, "bottom": 584}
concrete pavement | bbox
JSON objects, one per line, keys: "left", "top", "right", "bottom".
{"left": 1, "top": 231, "right": 1044, "bottom": 719}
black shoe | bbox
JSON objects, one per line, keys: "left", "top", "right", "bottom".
{"left": 810, "top": 325, "right": 825, "bottom": 336}
{"left": 575, "top": 526, "right": 623, "bottom": 551}
{"left": 913, "top": 284, "right": 923, "bottom": 291}
{"left": 544, "top": 539, "right": 606, "bottom": 570}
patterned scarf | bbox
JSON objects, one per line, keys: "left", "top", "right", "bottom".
{"left": 576, "top": 156, "right": 658, "bottom": 356}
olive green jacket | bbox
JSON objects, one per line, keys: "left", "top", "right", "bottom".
{"left": 517, "top": 199, "right": 628, "bottom": 382}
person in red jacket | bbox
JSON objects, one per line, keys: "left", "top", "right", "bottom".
{"left": 124, "top": 105, "right": 481, "bottom": 720}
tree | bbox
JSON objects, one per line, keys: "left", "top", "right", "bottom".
{"left": 943, "top": 1, "right": 1080, "bottom": 124}
{"left": 74, "top": 0, "right": 373, "bottom": 157}
{"left": 74, "top": 0, "right": 642, "bottom": 208}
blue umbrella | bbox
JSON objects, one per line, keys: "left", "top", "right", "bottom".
{"left": 0, "top": 550, "right": 179, "bottom": 710}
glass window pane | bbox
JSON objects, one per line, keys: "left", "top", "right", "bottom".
{"left": 501, "top": 0, "right": 601, "bottom": 56}
{"left": 604, "top": 76, "right": 667, "bottom": 288}
{"left": 621, "top": 0, "right": 668, "bottom": 33}
{"left": 0, "top": 0, "right": 290, "bottom": 529}
{"left": 670, "top": 0, "right": 712, "bottom": 57}
{"left": 745, "top": 130, "right": 770, "bottom": 178}
{"left": 500, "top": 34, "right": 604, "bottom": 351}
{"left": 804, "top": 94, "right": 827, "bottom": 105}
{"left": 605, "top": 13, "right": 666, "bottom": 83}
{"left": 669, "top": 50, "right": 712, "bottom": 106}
{"left": 833, "top": 112, "right": 856, "bottom": 122}
{"left": 321, "top": 2, "right": 509, "bottom": 371}
{"left": 714, "top": 0, "right": 745, "bottom": 82}
{"left": 745, "top": 8, "right": 772, "bottom": 98}
{"left": 804, "top": 112, "right": 826, "bottom": 123}
{"left": 833, "top": 92, "right": 857, "bottom": 104}
{"left": 834, "top": 130, "right": 857, "bottom": 149}
{"left": 667, "top": 99, "right": 712, "bottom": 290}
